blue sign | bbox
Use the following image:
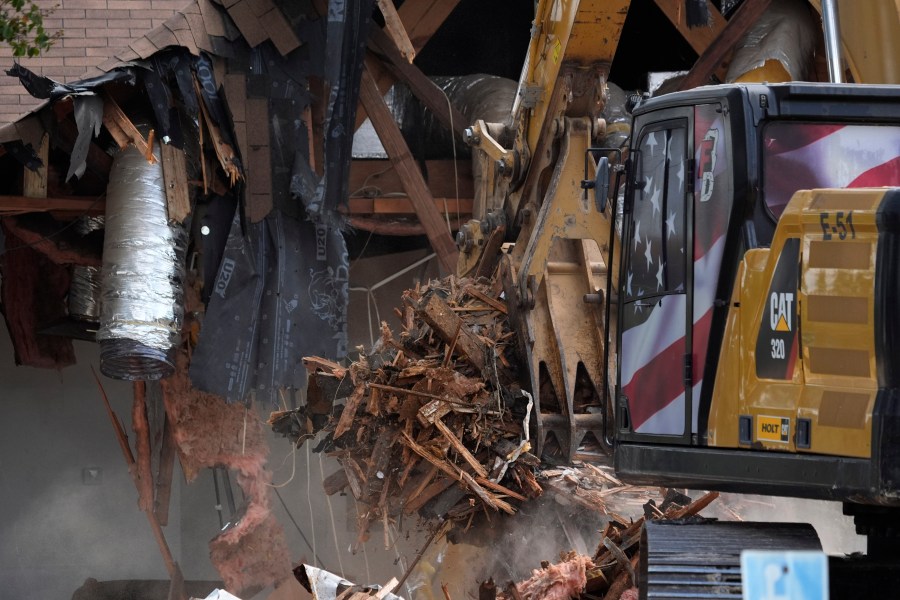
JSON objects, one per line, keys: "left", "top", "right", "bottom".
{"left": 741, "top": 550, "right": 828, "bottom": 600}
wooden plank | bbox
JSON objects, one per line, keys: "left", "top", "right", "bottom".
{"left": 92, "top": 369, "right": 180, "bottom": 581}
{"left": 0, "top": 194, "right": 105, "bottom": 216}
{"left": 398, "top": 0, "right": 460, "bottom": 53}
{"left": 323, "top": 469, "right": 349, "bottom": 495}
{"left": 194, "top": 76, "right": 243, "bottom": 186}
{"left": 333, "top": 384, "right": 366, "bottom": 440}
{"left": 346, "top": 196, "right": 472, "bottom": 215}
{"left": 376, "top": 0, "right": 415, "bottom": 63}
{"left": 433, "top": 418, "right": 488, "bottom": 478}
{"left": 358, "top": 66, "right": 458, "bottom": 272}
{"left": 154, "top": 416, "right": 177, "bottom": 527}
{"left": 368, "top": 26, "right": 468, "bottom": 140}
{"left": 677, "top": 0, "right": 774, "bottom": 90}
{"left": 653, "top": 0, "right": 728, "bottom": 79}
{"left": 23, "top": 133, "right": 48, "bottom": 198}
{"left": 417, "top": 292, "right": 486, "bottom": 369}
{"left": 133, "top": 381, "right": 155, "bottom": 514}
{"left": 102, "top": 93, "right": 155, "bottom": 160}
{"left": 349, "top": 159, "right": 473, "bottom": 198}
{"left": 404, "top": 472, "right": 452, "bottom": 513}
{"left": 159, "top": 142, "right": 191, "bottom": 223}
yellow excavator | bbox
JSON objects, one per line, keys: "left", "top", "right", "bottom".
{"left": 453, "top": 0, "right": 900, "bottom": 596}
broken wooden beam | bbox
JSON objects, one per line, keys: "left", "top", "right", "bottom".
{"left": 159, "top": 142, "right": 191, "bottom": 223}
{"left": 376, "top": 0, "right": 416, "bottom": 63}
{"left": 358, "top": 65, "right": 459, "bottom": 273}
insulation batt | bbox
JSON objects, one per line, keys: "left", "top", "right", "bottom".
{"left": 161, "top": 350, "right": 291, "bottom": 595}
{"left": 513, "top": 554, "right": 595, "bottom": 600}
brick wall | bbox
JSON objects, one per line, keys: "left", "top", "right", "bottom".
{"left": 0, "top": 0, "right": 189, "bottom": 125}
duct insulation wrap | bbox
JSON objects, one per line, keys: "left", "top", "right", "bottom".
{"left": 68, "top": 265, "right": 102, "bottom": 322}
{"left": 391, "top": 74, "right": 517, "bottom": 160}
{"left": 97, "top": 144, "right": 187, "bottom": 380}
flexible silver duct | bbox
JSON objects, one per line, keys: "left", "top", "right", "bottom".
{"left": 68, "top": 265, "right": 102, "bottom": 322}
{"left": 74, "top": 215, "right": 105, "bottom": 236}
{"left": 391, "top": 74, "right": 518, "bottom": 159}
{"left": 97, "top": 144, "right": 187, "bottom": 380}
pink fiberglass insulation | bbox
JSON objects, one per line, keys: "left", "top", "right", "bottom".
{"left": 161, "top": 351, "right": 292, "bottom": 595}
{"left": 514, "top": 554, "right": 595, "bottom": 600}
{"left": 619, "top": 588, "right": 639, "bottom": 600}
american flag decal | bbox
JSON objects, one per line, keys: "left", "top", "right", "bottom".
{"left": 621, "top": 108, "right": 900, "bottom": 437}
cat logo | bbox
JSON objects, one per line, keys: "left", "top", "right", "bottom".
{"left": 770, "top": 292, "right": 794, "bottom": 332}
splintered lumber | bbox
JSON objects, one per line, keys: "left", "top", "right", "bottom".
{"left": 289, "top": 274, "right": 682, "bottom": 546}
{"left": 418, "top": 292, "right": 487, "bottom": 370}
{"left": 91, "top": 368, "right": 181, "bottom": 586}
{"left": 132, "top": 382, "right": 155, "bottom": 514}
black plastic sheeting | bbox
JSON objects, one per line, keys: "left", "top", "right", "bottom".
{"left": 294, "top": 0, "right": 374, "bottom": 225}
{"left": 190, "top": 208, "right": 348, "bottom": 403}
{"left": 5, "top": 62, "right": 135, "bottom": 100}
{"left": 191, "top": 2, "right": 374, "bottom": 403}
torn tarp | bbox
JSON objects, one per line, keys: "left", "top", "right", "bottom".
{"left": 67, "top": 95, "right": 103, "bottom": 181}
{"left": 6, "top": 62, "right": 135, "bottom": 100}
{"left": 189, "top": 208, "right": 348, "bottom": 404}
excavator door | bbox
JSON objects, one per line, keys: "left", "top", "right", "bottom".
{"left": 617, "top": 101, "right": 737, "bottom": 444}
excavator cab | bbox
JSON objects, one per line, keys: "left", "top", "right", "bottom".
{"left": 612, "top": 80, "right": 900, "bottom": 532}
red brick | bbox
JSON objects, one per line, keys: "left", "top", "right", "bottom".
{"left": 58, "top": 28, "right": 86, "bottom": 38}
{"left": 48, "top": 9, "right": 87, "bottom": 19}
{"left": 49, "top": 65, "right": 97, "bottom": 77}
{"left": 116, "top": 18, "right": 153, "bottom": 29}
{"left": 62, "top": 36, "right": 109, "bottom": 47}
{"left": 64, "top": 56, "right": 107, "bottom": 67}
{"left": 66, "top": 18, "right": 108, "bottom": 29}
{"left": 86, "top": 9, "right": 130, "bottom": 18}
{"left": 86, "top": 47, "right": 116, "bottom": 56}
{"left": 62, "top": 0, "right": 110, "bottom": 9}
{"left": 105, "top": 37, "right": 135, "bottom": 46}
{"left": 85, "top": 28, "right": 131, "bottom": 38}
{"left": 151, "top": 0, "right": 189, "bottom": 8}
{"left": 43, "top": 46, "right": 88, "bottom": 57}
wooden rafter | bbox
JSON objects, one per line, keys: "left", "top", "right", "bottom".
{"left": 653, "top": 0, "right": 729, "bottom": 81}
{"left": 355, "top": 0, "right": 461, "bottom": 130}
{"left": 358, "top": 66, "right": 459, "bottom": 272}
{"left": 367, "top": 25, "right": 469, "bottom": 140}
{"left": 376, "top": 0, "right": 416, "bottom": 63}
{"left": 677, "top": 0, "right": 775, "bottom": 90}
{"left": 0, "top": 194, "right": 105, "bottom": 217}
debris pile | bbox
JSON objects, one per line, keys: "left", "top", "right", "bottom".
{"left": 491, "top": 491, "right": 721, "bottom": 600}
{"left": 162, "top": 350, "right": 292, "bottom": 596}
{"left": 271, "top": 275, "right": 540, "bottom": 544}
